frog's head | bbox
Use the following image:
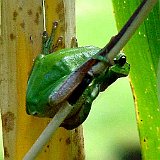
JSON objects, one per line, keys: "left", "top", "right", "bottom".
{"left": 111, "top": 53, "right": 130, "bottom": 77}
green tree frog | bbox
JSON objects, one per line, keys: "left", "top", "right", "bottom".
{"left": 26, "top": 22, "right": 130, "bottom": 130}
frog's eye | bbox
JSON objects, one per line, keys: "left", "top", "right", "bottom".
{"left": 114, "top": 55, "right": 126, "bottom": 66}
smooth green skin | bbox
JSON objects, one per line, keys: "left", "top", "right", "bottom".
{"left": 26, "top": 25, "right": 130, "bottom": 130}
{"left": 26, "top": 46, "right": 100, "bottom": 117}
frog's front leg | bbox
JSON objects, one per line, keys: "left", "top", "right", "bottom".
{"left": 61, "top": 82, "right": 99, "bottom": 130}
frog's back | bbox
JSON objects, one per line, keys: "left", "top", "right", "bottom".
{"left": 26, "top": 46, "right": 100, "bottom": 116}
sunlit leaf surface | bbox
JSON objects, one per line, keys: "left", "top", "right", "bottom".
{"left": 112, "top": 0, "right": 160, "bottom": 159}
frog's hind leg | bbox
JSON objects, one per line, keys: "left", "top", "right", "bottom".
{"left": 61, "top": 83, "right": 99, "bottom": 130}
{"left": 61, "top": 102, "right": 92, "bottom": 130}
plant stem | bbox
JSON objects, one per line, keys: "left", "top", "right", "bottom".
{"left": 23, "top": 102, "right": 73, "bottom": 160}
{"left": 107, "top": 0, "right": 158, "bottom": 62}
{"left": 92, "top": 0, "right": 158, "bottom": 74}
{"left": 23, "top": 0, "right": 158, "bottom": 159}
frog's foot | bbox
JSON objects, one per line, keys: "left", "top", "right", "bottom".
{"left": 41, "top": 21, "right": 59, "bottom": 55}
{"left": 71, "top": 37, "right": 78, "bottom": 48}
{"left": 51, "top": 36, "right": 63, "bottom": 52}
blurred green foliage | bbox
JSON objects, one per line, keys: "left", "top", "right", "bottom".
{"left": 0, "top": 1, "right": 145, "bottom": 160}
{"left": 76, "top": 0, "right": 140, "bottom": 159}
{"left": 112, "top": 0, "right": 160, "bottom": 159}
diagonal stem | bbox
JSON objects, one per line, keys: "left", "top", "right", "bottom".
{"left": 106, "top": 0, "right": 158, "bottom": 63}
{"left": 23, "top": 0, "right": 158, "bottom": 159}
{"left": 91, "top": 0, "right": 158, "bottom": 74}
{"left": 23, "top": 102, "right": 73, "bottom": 160}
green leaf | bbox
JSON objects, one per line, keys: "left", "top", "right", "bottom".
{"left": 112, "top": 0, "right": 160, "bottom": 159}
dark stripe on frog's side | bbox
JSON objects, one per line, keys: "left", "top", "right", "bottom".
{"left": 67, "top": 73, "right": 93, "bottom": 105}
